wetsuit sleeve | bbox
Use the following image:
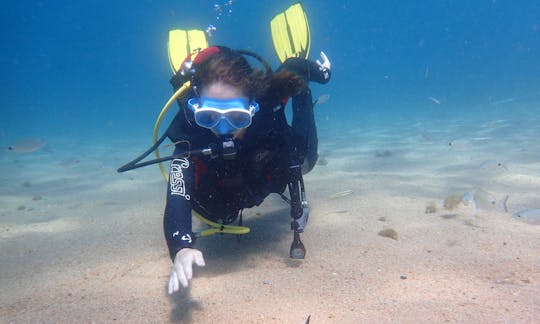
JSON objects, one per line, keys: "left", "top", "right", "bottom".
{"left": 163, "top": 147, "right": 196, "bottom": 260}
{"left": 277, "top": 57, "right": 331, "bottom": 174}
{"left": 277, "top": 57, "right": 331, "bottom": 84}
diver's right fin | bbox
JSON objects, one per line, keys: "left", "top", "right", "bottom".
{"left": 168, "top": 29, "right": 208, "bottom": 73}
{"left": 270, "top": 2, "right": 311, "bottom": 63}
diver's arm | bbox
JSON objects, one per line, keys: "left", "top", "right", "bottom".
{"left": 163, "top": 150, "right": 206, "bottom": 294}
{"left": 163, "top": 152, "right": 196, "bottom": 260}
{"left": 278, "top": 51, "right": 332, "bottom": 84}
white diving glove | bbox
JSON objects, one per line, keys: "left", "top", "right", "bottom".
{"left": 168, "top": 248, "right": 206, "bottom": 294}
{"left": 316, "top": 51, "right": 331, "bottom": 71}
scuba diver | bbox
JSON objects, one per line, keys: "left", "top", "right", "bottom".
{"left": 164, "top": 46, "right": 331, "bottom": 293}
{"left": 117, "top": 3, "right": 331, "bottom": 294}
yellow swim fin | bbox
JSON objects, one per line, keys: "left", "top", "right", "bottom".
{"left": 167, "top": 29, "right": 208, "bottom": 73}
{"left": 270, "top": 2, "right": 311, "bottom": 63}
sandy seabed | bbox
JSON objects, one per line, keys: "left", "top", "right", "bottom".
{"left": 1, "top": 113, "right": 539, "bottom": 323}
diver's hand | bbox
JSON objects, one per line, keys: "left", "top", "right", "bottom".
{"left": 316, "top": 51, "right": 331, "bottom": 71}
{"left": 168, "top": 248, "right": 206, "bottom": 294}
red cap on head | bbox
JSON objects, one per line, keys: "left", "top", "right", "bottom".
{"left": 192, "top": 46, "right": 221, "bottom": 64}
{"left": 179, "top": 46, "right": 221, "bottom": 70}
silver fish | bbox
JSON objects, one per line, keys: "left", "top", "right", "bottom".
{"left": 314, "top": 94, "right": 330, "bottom": 105}
{"left": 428, "top": 96, "right": 441, "bottom": 105}
{"left": 473, "top": 189, "right": 508, "bottom": 212}
{"left": 6, "top": 138, "right": 47, "bottom": 153}
{"left": 513, "top": 209, "right": 540, "bottom": 225}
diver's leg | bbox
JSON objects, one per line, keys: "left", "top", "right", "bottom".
{"left": 292, "top": 87, "right": 318, "bottom": 174}
{"left": 287, "top": 166, "right": 309, "bottom": 259}
{"left": 288, "top": 176, "right": 305, "bottom": 259}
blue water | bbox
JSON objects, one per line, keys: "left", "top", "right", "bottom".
{"left": 2, "top": 0, "right": 539, "bottom": 144}
{"left": 2, "top": 2, "right": 540, "bottom": 321}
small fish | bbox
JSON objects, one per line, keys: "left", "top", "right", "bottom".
{"left": 448, "top": 139, "right": 470, "bottom": 149}
{"left": 6, "top": 138, "right": 47, "bottom": 153}
{"left": 513, "top": 209, "right": 540, "bottom": 225}
{"left": 479, "top": 159, "right": 507, "bottom": 172}
{"left": 59, "top": 158, "right": 81, "bottom": 167}
{"left": 314, "top": 94, "right": 330, "bottom": 106}
{"left": 473, "top": 189, "right": 508, "bottom": 212}
{"left": 375, "top": 150, "right": 392, "bottom": 158}
{"left": 330, "top": 190, "right": 353, "bottom": 199}
{"left": 472, "top": 137, "right": 492, "bottom": 142}
{"left": 491, "top": 97, "right": 516, "bottom": 106}
{"left": 421, "top": 130, "right": 432, "bottom": 141}
{"left": 428, "top": 96, "right": 441, "bottom": 105}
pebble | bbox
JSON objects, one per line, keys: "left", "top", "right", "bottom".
{"left": 378, "top": 228, "right": 399, "bottom": 240}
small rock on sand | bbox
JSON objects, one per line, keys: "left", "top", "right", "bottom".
{"left": 378, "top": 228, "right": 399, "bottom": 240}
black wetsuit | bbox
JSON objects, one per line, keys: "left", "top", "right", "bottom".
{"left": 163, "top": 57, "right": 331, "bottom": 259}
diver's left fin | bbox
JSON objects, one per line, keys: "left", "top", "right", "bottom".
{"left": 168, "top": 29, "right": 208, "bottom": 73}
{"left": 270, "top": 2, "right": 311, "bottom": 63}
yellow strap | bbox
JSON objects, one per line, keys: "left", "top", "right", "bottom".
{"left": 193, "top": 210, "right": 250, "bottom": 237}
{"left": 153, "top": 81, "right": 191, "bottom": 181}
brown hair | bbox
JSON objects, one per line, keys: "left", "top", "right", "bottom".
{"left": 192, "top": 47, "right": 305, "bottom": 107}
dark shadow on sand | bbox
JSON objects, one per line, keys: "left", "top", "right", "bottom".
{"left": 195, "top": 205, "right": 292, "bottom": 275}
{"left": 168, "top": 202, "right": 296, "bottom": 322}
{"left": 169, "top": 289, "right": 203, "bottom": 323}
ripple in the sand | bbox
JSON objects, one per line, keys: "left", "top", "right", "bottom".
{"left": 440, "top": 214, "right": 457, "bottom": 219}
{"left": 0, "top": 218, "right": 79, "bottom": 239}
{"left": 329, "top": 190, "right": 353, "bottom": 199}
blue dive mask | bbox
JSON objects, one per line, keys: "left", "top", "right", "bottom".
{"left": 187, "top": 97, "right": 259, "bottom": 135}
